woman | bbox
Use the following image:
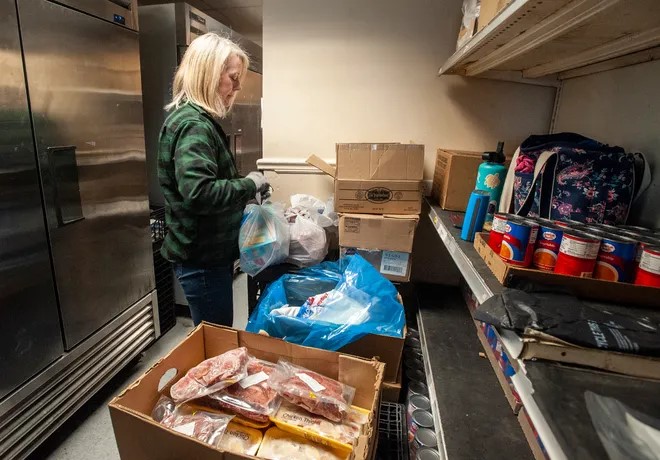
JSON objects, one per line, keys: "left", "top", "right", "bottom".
{"left": 158, "top": 33, "right": 267, "bottom": 327}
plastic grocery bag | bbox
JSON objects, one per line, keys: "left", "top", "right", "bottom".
{"left": 246, "top": 255, "right": 405, "bottom": 351}
{"left": 287, "top": 215, "right": 328, "bottom": 267}
{"left": 239, "top": 203, "right": 290, "bottom": 276}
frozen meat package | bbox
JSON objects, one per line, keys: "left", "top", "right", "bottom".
{"left": 205, "top": 357, "right": 281, "bottom": 423}
{"left": 268, "top": 360, "right": 355, "bottom": 422}
{"left": 170, "top": 347, "right": 250, "bottom": 404}
{"left": 151, "top": 396, "right": 233, "bottom": 447}
{"left": 257, "top": 427, "right": 347, "bottom": 460}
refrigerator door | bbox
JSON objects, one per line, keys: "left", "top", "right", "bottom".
{"left": 0, "top": 0, "right": 64, "bottom": 399}
{"left": 230, "top": 70, "right": 263, "bottom": 175}
{"left": 18, "top": 0, "right": 154, "bottom": 349}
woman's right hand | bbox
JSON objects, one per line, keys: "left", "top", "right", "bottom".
{"left": 246, "top": 171, "right": 267, "bottom": 191}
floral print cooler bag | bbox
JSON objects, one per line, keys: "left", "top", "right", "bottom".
{"left": 499, "top": 133, "right": 650, "bottom": 224}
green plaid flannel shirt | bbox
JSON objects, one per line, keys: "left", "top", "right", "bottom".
{"left": 158, "top": 102, "right": 256, "bottom": 266}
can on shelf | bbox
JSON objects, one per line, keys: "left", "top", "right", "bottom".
{"left": 634, "top": 246, "right": 660, "bottom": 287}
{"left": 407, "top": 394, "right": 431, "bottom": 422}
{"left": 408, "top": 409, "right": 434, "bottom": 443}
{"left": 411, "top": 428, "right": 438, "bottom": 457}
{"left": 633, "top": 237, "right": 660, "bottom": 269}
{"left": 533, "top": 224, "right": 564, "bottom": 271}
{"left": 554, "top": 230, "right": 601, "bottom": 277}
{"left": 407, "top": 381, "right": 429, "bottom": 401}
{"left": 488, "top": 212, "right": 508, "bottom": 254}
{"left": 416, "top": 448, "right": 441, "bottom": 460}
{"left": 589, "top": 231, "right": 638, "bottom": 282}
{"left": 500, "top": 218, "right": 539, "bottom": 267}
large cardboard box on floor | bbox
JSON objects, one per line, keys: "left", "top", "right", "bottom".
{"left": 307, "top": 149, "right": 424, "bottom": 215}
{"left": 432, "top": 149, "right": 483, "bottom": 212}
{"left": 109, "top": 324, "right": 384, "bottom": 460}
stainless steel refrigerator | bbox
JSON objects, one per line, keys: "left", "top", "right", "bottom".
{"left": 0, "top": 1, "right": 157, "bottom": 458}
{"left": 139, "top": 2, "right": 264, "bottom": 207}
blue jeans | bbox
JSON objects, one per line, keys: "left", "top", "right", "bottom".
{"left": 174, "top": 263, "right": 234, "bottom": 327}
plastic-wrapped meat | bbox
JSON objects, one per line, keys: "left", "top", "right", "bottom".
{"left": 159, "top": 404, "right": 233, "bottom": 447}
{"left": 268, "top": 360, "right": 355, "bottom": 422}
{"left": 204, "top": 358, "right": 280, "bottom": 422}
{"left": 170, "top": 347, "right": 250, "bottom": 403}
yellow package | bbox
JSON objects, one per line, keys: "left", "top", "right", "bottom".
{"left": 270, "top": 402, "right": 370, "bottom": 453}
{"left": 218, "top": 422, "right": 263, "bottom": 456}
{"left": 257, "top": 427, "right": 348, "bottom": 460}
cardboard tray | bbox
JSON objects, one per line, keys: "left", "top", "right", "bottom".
{"left": 474, "top": 233, "right": 659, "bottom": 308}
{"left": 109, "top": 324, "right": 384, "bottom": 460}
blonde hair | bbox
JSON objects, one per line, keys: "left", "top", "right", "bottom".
{"left": 166, "top": 33, "right": 249, "bottom": 119}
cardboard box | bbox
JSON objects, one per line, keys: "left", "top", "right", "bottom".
{"left": 109, "top": 324, "right": 384, "bottom": 460}
{"left": 432, "top": 149, "right": 483, "bottom": 212}
{"left": 339, "top": 214, "right": 419, "bottom": 253}
{"left": 474, "top": 232, "right": 660, "bottom": 308}
{"left": 335, "top": 179, "right": 423, "bottom": 215}
{"left": 381, "top": 380, "right": 402, "bottom": 403}
{"left": 308, "top": 155, "right": 423, "bottom": 215}
{"left": 340, "top": 247, "right": 412, "bottom": 283}
{"left": 457, "top": 16, "right": 477, "bottom": 49}
{"left": 341, "top": 325, "right": 404, "bottom": 382}
{"left": 335, "top": 143, "right": 424, "bottom": 181}
{"left": 478, "top": 0, "right": 513, "bottom": 31}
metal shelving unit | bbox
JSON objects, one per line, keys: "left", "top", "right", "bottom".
{"left": 440, "top": 0, "right": 660, "bottom": 83}
{"left": 426, "top": 202, "right": 566, "bottom": 459}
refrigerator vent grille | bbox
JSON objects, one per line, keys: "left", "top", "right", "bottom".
{"left": 0, "top": 305, "right": 155, "bottom": 460}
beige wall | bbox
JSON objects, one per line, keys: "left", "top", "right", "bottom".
{"left": 262, "top": 0, "right": 556, "bottom": 202}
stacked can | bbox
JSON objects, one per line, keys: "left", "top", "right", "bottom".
{"left": 402, "top": 328, "right": 441, "bottom": 459}
{"left": 533, "top": 223, "right": 564, "bottom": 271}
{"left": 587, "top": 229, "right": 638, "bottom": 282}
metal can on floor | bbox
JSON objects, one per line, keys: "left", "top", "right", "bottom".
{"left": 411, "top": 428, "right": 438, "bottom": 457}
{"left": 635, "top": 246, "right": 660, "bottom": 287}
{"left": 407, "top": 394, "right": 431, "bottom": 422}
{"left": 404, "top": 347, "right": 423, "bottom": 363}
{"left": 554, "top": 230, "right": 601, "bottom": 277}
{"left": 416, "top": 448, "right": 441, "bottom": 460}
{"left": 407, "top": 380, "right": 429, "bottom": 401}
{"left": 500, "top": 219, "right": 539, "bottom": 267}
{"left": 408, "top": 409, "right": 434, "bottom": 443}
{"left": 533, "top": 224, "right": 563, "bottom": 271}
{"left": 590, "top": 231, "right": 638, "bottom": 282}
{"left": 488, "top": 212, "right": 508, "bottom": 254}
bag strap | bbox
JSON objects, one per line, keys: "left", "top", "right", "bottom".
{"left": 500, "top": 149, "right": 556, "bottom": 216}
{"left": 633, "top": 152, "right": 651, "bottom": 202}
{"left": 498, "top": 147, "right": 519, "bottom": 214}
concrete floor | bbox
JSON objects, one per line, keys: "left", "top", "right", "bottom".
{"left": 28, "top": 274, "right": 250, "bottom": 460}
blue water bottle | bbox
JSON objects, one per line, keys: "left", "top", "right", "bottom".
{"left": 475, "top": 141, "right": 507, "bottom": 229}
{"left": 461, "top": 190, "right": 490, "bottom": 242}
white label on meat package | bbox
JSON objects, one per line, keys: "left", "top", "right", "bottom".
{"left": 296, "top": 373, "right": 326, "bottom": 392}
{"left": 173, "top": 422, "right": 196, "bottom": 436}
{"left": 380, "top": 251, "right": 410, "bottom": 276}
{"left": 238, "top": 371, "right": 269, "bottom": 389}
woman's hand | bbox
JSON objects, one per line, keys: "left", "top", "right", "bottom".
{"left": 246, "top": 171, "right": 267, "bottom": 191}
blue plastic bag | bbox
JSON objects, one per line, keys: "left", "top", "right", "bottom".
{"left": 246, "top": 255, "right": 405, "bottom": 350}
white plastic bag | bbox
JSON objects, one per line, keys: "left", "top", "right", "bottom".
{"left": 287, "top": 215, "right": 328, "bottom": 267}
{"left": 239, "top": 203, "right": 290, "bottom": 276}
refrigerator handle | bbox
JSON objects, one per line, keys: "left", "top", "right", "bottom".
{"left": 46, "top": 146, "right": 85, "bottom": 227}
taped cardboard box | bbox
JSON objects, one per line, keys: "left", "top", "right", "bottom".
{"left": 432, "top": 149, "right": 483, "bottom": 212}
{"left": 339, "top": 214, "right": 419, "bottom": 253}
{"left": 109, "top": 324, "right": 384, "bottom": 460}
{"left": 340, "top": 247, "right": 412, "bottom": 283}
{"left": 335, "top": 143, "right": 424, "bottom": 181}
{"left": 308, "top": 155, "right": 423, "bottom": 215}
{"left": 478, "top": 0, "right": 513, "bottom": 31}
